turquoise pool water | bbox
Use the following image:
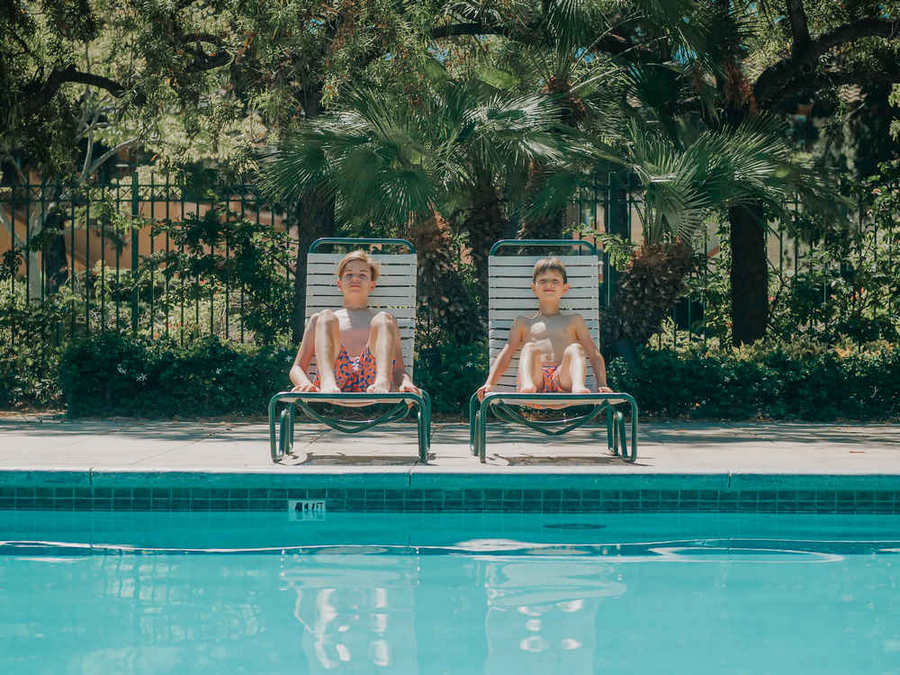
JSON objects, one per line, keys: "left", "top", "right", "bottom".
{"left": 1, "top": 511, "right": 899, "bottom": 674}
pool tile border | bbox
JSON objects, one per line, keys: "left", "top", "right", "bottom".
{"left": 0, "top": 485, "right": 900, "bottom": 514}
{"left": 1, "top": 473, "right": 900, "bottom": 514}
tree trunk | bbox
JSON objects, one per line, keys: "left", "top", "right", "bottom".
{"left": 517, "top": 164, "right": 566, "bottom": 239}
{"left": 729, "top": 202, "right": 768, "bottom": 345}
{"left": 292, "top": 191, "right": 335, "bottom": 344}
{"left": 41, "top": 212, "right": 69, "bottom": 295}
{"left": 407, "top": 211, "right": 482, "bottom": 346}
{"left": 602, "top": 240, "right": 694, "bottom": 349}
{"left": 463, "top": 169, "right": 506, "bottom": 297}
{"left": 516, "top": 208, "right": 565, "bottom": 240}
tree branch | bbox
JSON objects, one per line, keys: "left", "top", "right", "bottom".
{"left": 430, "top": 20, "right": 642, "bottom": 57}
{"left": 786, "top": 0, "right": 811, "bottom": 57}
{"left": 764, "top": 63, "right": 900, "bottom": 112}
{"left": 87, "top": 138, "right": 139, "bottom": 177}
{"left": 755, "top": 16, "right": 900, "bottom": 107}
{"left": 36, "top": 65, "right": 128, "bottom": 101}
{"left": 430, "top": 22, "right": 507, "bottom": 39}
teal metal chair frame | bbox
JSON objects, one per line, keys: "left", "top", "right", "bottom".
{"left": 468, "top": 239, "right": 638, "bottom": 463}
{"left": 268, "top": 238, "right": 432, "bottom": 463}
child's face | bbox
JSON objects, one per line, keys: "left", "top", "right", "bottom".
{"left": 337, "top": 259, "right": 376, "bottom": 298}
{"left": 531, "top": 270, "right": 568, "bottom": 300}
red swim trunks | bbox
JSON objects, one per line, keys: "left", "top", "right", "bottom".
{"left": 314, "top": 346, "right": 392, "bottom": 392}
{"left": 517, "top": 364, "right": 563, "bottom": 393}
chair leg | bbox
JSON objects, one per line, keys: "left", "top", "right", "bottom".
{"left": 417, "top": 400, "right": 430, "bottom": 464}
{"left": 606, "top": 406, "right": 617, "bottom": 455}
{"left": 279, "top": 407, "right": 294, "bottom": 458}
{"left": 477, "top": 408, "right": 489, "bottom": 463}
{"left": 613, "top": 410, "right": 624, "bottom": 456}
{"left": 468, "top": 393, "right": 480, "bottom": 456}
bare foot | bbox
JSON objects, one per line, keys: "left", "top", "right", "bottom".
{"left": 366, "top": 379, "right": 391, "bottom": 394}
{"left": 318, "top": 380, "right": 341, "bottom": 394}
{"left": 571, "top": 386, "right": 591, "bottom": 395}
{"left": 518, "top": 382, "right": 538, "bottom": 394}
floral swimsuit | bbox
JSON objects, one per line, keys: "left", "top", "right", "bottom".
{"left": 517, "top": 364, "right": 563, "bottom": 393}
{"left": 315, "top": 345, "right": 387, "bottom": 392}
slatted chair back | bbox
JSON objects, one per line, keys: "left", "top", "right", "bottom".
{"left": 489, "top": 250, "right": 600, "bottom": 392}
{"left": 304, "top": 251, "right": 417, "bottom": 380}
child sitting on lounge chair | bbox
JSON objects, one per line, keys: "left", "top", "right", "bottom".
{"left": 290, "top": 250, "right": 419, "bottom": 395}
{"left": 477, "top": 256, "right": 613, "bottom": 400}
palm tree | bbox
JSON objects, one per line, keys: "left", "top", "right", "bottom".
{"left": 262, "top": 79, "right": 576, "bottom": 336}
{"left": 597, "top": 115, "right": 828, "bottom": 349}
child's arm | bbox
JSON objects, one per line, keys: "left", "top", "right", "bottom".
{"left": 477, "top": 318, "right": 526, "bottom": 400}
{"left": 574, "top": 315, "right": 613, "bottom": 393}
{"left": 289, "top": 314, "right": 318, "bottom": 392}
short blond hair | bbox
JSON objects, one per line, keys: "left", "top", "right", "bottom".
{"left": 336, "top": 250, "right": 380, "bottom": 282}
{"left": 532, "top": 256, "right": 567, "bottom": 283}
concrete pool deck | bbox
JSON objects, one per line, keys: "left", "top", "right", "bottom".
{"left": 1, "top": 415, "right": 899, "bottom": 492}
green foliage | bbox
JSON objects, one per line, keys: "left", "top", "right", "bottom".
{"left": 414, "top": 341, "right": 488, "bottom": 414}
{"left": 57, "top": 332, "right": 485, "bottom": 418}
{"left": 139, "top": 206, "right": 294, "bottom": 344}
{"left": 60, "top": 333, "right": 294, "bottom": 418}
{"left": 608, "top": 342, "right": 900, "bottom": 421}
{"left": 0, "top": 290, "right": 68, "bottom": 408}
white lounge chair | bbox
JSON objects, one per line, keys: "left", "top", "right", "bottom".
{"left": 269, "top": 238, "right": 431, "bottom": 463}
{"left": 468, "top": 239, "right": 637, "bottom": 462}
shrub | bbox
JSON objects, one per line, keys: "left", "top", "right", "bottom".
{"left": 60, "top": 333, "right": 294, "bottom": 417}
{"left": 415, "top": 341, "right": 489, "bottom": 415}
{"left": 47, "top": 334, "right": 900, "bottom": 421}
{"left": 608, "top": 341, "right": 900, "bottom": 421}
{"left": 0, "top": 290, "right": 68, "bottom": 409}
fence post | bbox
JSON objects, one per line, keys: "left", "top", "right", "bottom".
{"left": 131, "top": 172, "right": 140, "bottom": 334}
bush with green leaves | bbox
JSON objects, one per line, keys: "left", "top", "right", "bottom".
{"left": 54, "top": 331, "right": 898, "bottom": 422}
{"left": 608, "top": 341, "right": 899, "bottom": 421}
{"left": 0, "top": 289, "right": 68, "bottom": 409}
{"left": 60, "top": 333, "right": 295, "bottom": 417}
{"left": 414, "top": 341, "right": 489, "bottom": 415}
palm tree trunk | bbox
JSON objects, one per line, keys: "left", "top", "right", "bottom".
{"left": 729, "top": 202, "right": 768, "bottom": 345}
{"left": 516, "top": 208, "right": 565, "bottom": 240}
{"left": 603, "top": 240, "right": 694, "bottom": 348}
{"left": 407, "top": 211, "right": 482, "bottom": 345}
{"left": 517, "top": 164, "right": 566, "bottom": 239}
{"left": 292, "top": 191, "right": 335, "bottom": 344}
{"left": 464, "top": 170, "right": 506, "bottom": 294}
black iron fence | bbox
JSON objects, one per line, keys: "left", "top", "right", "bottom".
{"left": 572, "top": 175, "right": 899, "bottom": 347}
{"left": 0, "top": 174, "right": 293, "bottom": 346}
{"left": 2, "top": 173, "right": 898, "bottom": 351}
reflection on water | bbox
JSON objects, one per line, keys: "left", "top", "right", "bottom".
{"left": 483, "top": 559, "right": 625, "bottom": 674}
{"left": 283, "top": 553, "right": 418, "bottom": 672}
{"left": 1, "top": 539, "right": 898, "bottom": 673}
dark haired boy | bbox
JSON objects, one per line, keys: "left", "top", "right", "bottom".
{"left": 477, "top": 256, "right": 613, "bottom": 399}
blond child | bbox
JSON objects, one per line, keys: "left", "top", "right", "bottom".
{"left": 290, "top": 250, "right": 419, "bottom": 395}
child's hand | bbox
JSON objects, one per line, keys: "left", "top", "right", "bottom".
{"left": 291, "top": 381, "right": 318, "bottom": 393}
{"left": 476, "top": 383, "right": 494, "bottom": 401}
{"left": 398, "top": 379, "right": 421, "bottom": 395}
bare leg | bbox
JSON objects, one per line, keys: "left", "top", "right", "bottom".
{"left": 314, "top": 310, "right": 342, "bottom": 394}
{"left": 366, "top": 311, "right": 397, "bottom": 394}
{"left": 557, "top": 343, "right": 590, "bottom": 394}
{"left": 517, "top": 342, "right": 543, "bottom": 393}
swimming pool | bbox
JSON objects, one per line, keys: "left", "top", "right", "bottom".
{"left": 2, "top": 511, "right": 899, "bottom": 673}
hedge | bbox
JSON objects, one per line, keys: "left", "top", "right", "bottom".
{"left": 39, "top": 334, "right": 900, "bottom": 421}
{"left": 608, "top": 343, "right": 900, "bottom": 421}
{"left": 59, "top": 334, "right": 294, "bottom": 418}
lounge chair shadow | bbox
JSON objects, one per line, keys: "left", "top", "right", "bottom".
{"left": 493, "top": 455, "right": 648, "bottom": 466}
{"left": 285, "top": 453, "right": 435, "bottom": 466}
